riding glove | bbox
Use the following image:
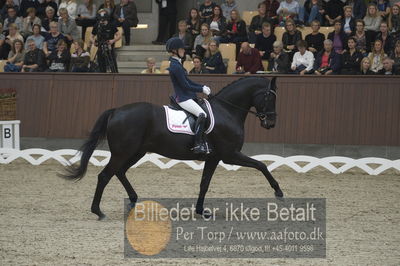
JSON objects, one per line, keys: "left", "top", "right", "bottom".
{"left": 202, "top": 86, "right": 211, "bottom": 95}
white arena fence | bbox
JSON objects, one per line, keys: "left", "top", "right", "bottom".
{"left": 0, "top": 148, "right": 399, "bottom": 176}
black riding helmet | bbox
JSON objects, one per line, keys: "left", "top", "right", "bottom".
{"left": 166, "top": 37, "right": 185, "bottom": 53}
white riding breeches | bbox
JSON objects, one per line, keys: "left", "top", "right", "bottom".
{"left": 178, "top": 99, "right": 207, "bottom": 118}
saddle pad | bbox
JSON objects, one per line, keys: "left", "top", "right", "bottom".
{"left": 164, "top": 99, "right": 215, "bottom": 135}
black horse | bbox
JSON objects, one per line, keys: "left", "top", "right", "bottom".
{"left": 64, "top": 76, "right": 283, "bottom": 219}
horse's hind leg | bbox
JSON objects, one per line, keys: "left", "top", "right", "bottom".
{"left": 195, "top": 158, "right": 220, "bottom": 216}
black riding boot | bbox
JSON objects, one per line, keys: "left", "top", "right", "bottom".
{"left": 193, "top": 113, "right": 208, "bottom": 154}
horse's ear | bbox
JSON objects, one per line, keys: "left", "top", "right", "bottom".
{"left": 269, "top": 77, "right": 277, "bottom": 91}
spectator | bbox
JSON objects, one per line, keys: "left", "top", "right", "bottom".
{"left": 342, "top": 5, "right": 355, "bottom": 36}
{"left": 305, "top": 20, "right": 325, "bottom": 55}
{"left": 58, "top": 0, "right": 77, "bottom": 19}
{"left": 25, "top": 24, "right": 44, "bottom": 50}
{"left": 75, "top": 0, "right": 97, "bottom": 40}
{"left": 348, "top": 0, "right": 366, "bottom": 20}
{"left": 152, "top": 0, "right": 177, "bottom": 45}
{"left": 359, "top": 57, "right": 374, "bottom": 74}
{"left": 291, "top": 40, "right": 314, "bottom": 74}
{"left": 3, "top": 7, "right": 22, "bottom": 32}
{"left": 378, "top": 56, "right": 399, "bottom": 74}
{"left": 199, "top": 0, "right": 216, "bottom": 23}
{"left": 1, "top": 0, "right": 19, "bottom": 21}
{"left": 390, "top": 40, "right": 400, "bottom": 67}
{"left": 43, "top": 21, "right": 65, "bottom": 55}
{"left": 267, "top": 40, "right": 290, "bottom": 73}
{"left": 58, "top": 7, "right": 79, "bottom": 45}
{"left": 255, "top": 22, "right": 276, "bottom": 60}
{"left": 4, "top": 39, "right": 25, "bottom": 72}
{"left": 37, "top": 0, "right": 58, "bottom": 19}
{"left": 0, "top": 23, "right": 8, "bottom": 59}
{"left": 114, "top": 0, "right": 138, "bottom": 46}
{"left": 19, "top": 0, "right": 40, "bottom": 18}
{"left": 47, "top": 39, "right": 70, "bottom": 71}
{"left": 186, "top": 8, "right": 201, "bottom": 44}
{"left": 70, "top": 39, "right": 90, "bottom": 72}
{"left": 41, "top": 6, "right": 58, "bottom": 32}
{"left": 5, "top": 23, "right": 24, "bottom": 49}
{"left": 193, "top": 23, "right": 213, "bottom": 58}
{"left": 21, "top": 38, "right": 47, "bottom": 72}
{"left": 314, "top": 39, "right": 341, "bottom": 75}
{"left": 277, "top": 0, "right": 300, "bottom": 25}
{"left": 324, "top": 0, "right": 344, "bottom": 26}
{"left": 21, "top": 7, "right": 41, "bottom": 38}
{"left": 368, "top": 39, "right": 387, "bottom": 73}
{"left": 248, "top": 2, "right": 271, "bottom": 44}
{"left": 374, "top": 0, "right": 390, "bottom": 19}
{"left": 203, "top": 39, "right": 226, "bottom": 73}
{"left": 263, "top": 0, "right": 280, "bottom": 24}
{"left": 352, "top": 19, "right": 373, "bottom": 54}
{"left": 376, "top": 21, "right": 394, "bottom": 54}
{"left": 173, "top": 20, "right": 193, "bottom": 56}
{"left": 190, "top": 55, "right": 209, "bottom": 73}
{"left": 221, "top": 0, "right": 237, "bottom": 19}
{"left": 98, "top": 0, "right": 115, "bottom": 23}
{"left": 303, "top": 0, "right": 323, "bottom": 25}
{"left": 206, "top": 5, "right": 226, "bottom": 42}
{"left": 282, "top": 18, "right": 302, "bottom": 59}
{"left": 327, "top": 19, "right": 347, "bottom": 54}
{"left": 236, "top": 42, "right": 263, "bottom": 74}
{"left": 388, "top": 4, "right": 400, "bottom": 33}
{"left": 220, "top": 9, "right": 247, "bottom": 44}
{"left": 141, "top": 57, "right": 161, "bottom": 74}
{"left": 364, "top": 4, "right": 382, "bottom": 33}
{"left": 341, "top": 36, "right": 363, "bottom": 74}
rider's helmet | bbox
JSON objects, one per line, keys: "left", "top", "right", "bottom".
{"left": 166, "top": 37, "right": 185, "bottom": 53}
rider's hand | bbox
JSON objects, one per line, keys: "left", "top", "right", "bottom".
{"left": 202, "top": 86, "right": 211, "bottom": 95}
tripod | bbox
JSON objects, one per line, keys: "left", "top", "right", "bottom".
{"left": 99, "top": 42, "right": 118, "bottom": 73}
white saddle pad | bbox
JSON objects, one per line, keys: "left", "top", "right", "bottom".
{"left": 164, "top": 99, "right": 215, "bottom": 135}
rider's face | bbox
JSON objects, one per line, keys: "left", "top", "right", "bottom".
{"left": 178, "top": 48, "right": 185, "bottom": 58}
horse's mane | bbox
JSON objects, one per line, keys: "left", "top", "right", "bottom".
{"left": 215, "top": 77, "right": 267, "bottom": 96}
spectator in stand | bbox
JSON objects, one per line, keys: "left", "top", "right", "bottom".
{"left": 0, "top": 23, "right": 8, "bottom": 59}
{"left": 98, "top": 0, "right": 115, "bottom": 23}
{"left": 22, "top": 38, "right": 47, "bottom": 72}
{"left": 152, "top": 0, "right": 177, "bottom": 45}
{"left": 25, "top": 24, "right": 44, "bottom": 49}
{"left": 305, "top": 20, "right": 325, "bottom": 55}
{"left": 352, "top": 19, "right": 374, "bottom": 54}
{"left": 58, "top": 7, "right": 79, "bottom": 46}
{"left": 346, "top": 0, "right": 366, "bottom": 20}
{"left": 5, "top": 23, "right": 24, "bottom": 49}
{"left": 199, "top": 0, "right": 216, "bottom": 23}
{"left": 378, "top": 56, "right": 399, "bottom": 74}
{"left": 341, "top": 36, "right": 363, "bottom": 74}
{"left": 314, "top": 39, "right": 341, "bottom": 75}
{"left": 255, "top": 22, "right": 276, "bottom": 60}
{"left": 359, "top": 57, "right": 374, "bottom": 74}
{"left": 206, "top": 5, "right": 226, "bottom": 42}
{"left": 267, "top": 40, "right": 289, "bottom": 73}
{"left": 263, "top": 0, "right": 280, "bottom": 25}
{"left": 248, "top": 2, "right": 271, "bottom": 44}
{"left": 324, "top": 0, "right": 344, "bottom": 26}
{"left": 114, "top": 0, "right": 138, "bottom": 46}
{"left": 303, "top": 0, "right": 323, "bottom": 25}
{"left": 342, "top": 5, "right": 355, "bottom": 36}
{"left": 37, "top": 0, "right": 58, "bottom": 19}
{"left": 1, "top": 0, "right": 19, "bottom": 21}
{"left": 3, "top": 7, "right": 22, "bottom": 33}
{"left": 374, "top": 0, "right": 390, "bottom": 19}
{"left": 368, "top": 39, "right": 387, "bottom": 73}
{"left": 41, "top": 6, "right": 58, "bottom": 32}
{"left": 43, "top": 21, "right": 65, "bottom": 55}
{"left": 4, "top": 39, "right": 25, "bottom": 72}
{"left": 291, "top": 40, "right": 314, "bottom": 74}
{"left": 186, "top": 8, "right": 201, "bottom": 44}
{"left": 21, "top": 7, "right": 41, "bottom": 38}
{"left": 58, "top": 0, "right": 77, "bottom": 19}
{"left": 376, "top": 21, "right": 394, "bottom": 55}
{"left": 282, "top": 18, "right": 302, "bottom": 59}
{"left": 220, "top": 9, "right": 247, "bottom": 44}
{"left": 277, "top": 0, "right": 300, "bottom": 25}
{"left": 190, "top": 55, "right": 209, "bottom": 74}
{"left": 364, "top": 4, "right": 382, "bottom": 34}
{"left": 70, "top": 39, "right": 90, "bottom": 72}
{"left": 327, "top": 19, "right": 347, "bottom": 54}
{"left": 19, "top": 0, "right": 40, "bottom": 17}
{"left": 236, "top": 42, "right": 263, "bottom": 74}
{"left": 75, "top": 0, "right": 97, "bottom": 40}
{"left": 388, "top": 4, "right": 400, "bottom": 33}
{"left": 221, "top": 0, "right": 237, "bottom": 19}
{"left": 193, "top": 23, "right": 213, "bottom": 58}
{"left": 173, "top": 20, "right": 193, "bottom": 56}
{"left": 203, "top": 39, "right": 226, "bottom": 74}
{"left": 47, "top": 39, "right": 70, "bottom": 71}
{"left": 141, "top": 57, "right": 161, "bottom": 74}
{"left": 390, "top": 40, "right": 400, "bottom": 67}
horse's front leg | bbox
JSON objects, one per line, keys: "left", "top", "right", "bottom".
{"left": 223, "top": 152, "right": 283, "bottom": 198}
{"left": 195, "top": 158, "right": 220, "bottom": 216}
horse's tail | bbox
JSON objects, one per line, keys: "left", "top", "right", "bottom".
{"left": 61, "top": 108, "right": 115, "bottom": 181}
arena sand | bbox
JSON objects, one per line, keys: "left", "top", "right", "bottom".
{"left": 0, "top": 160, "right": 399, "bottom": 266}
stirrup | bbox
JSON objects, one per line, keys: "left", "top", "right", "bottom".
{"left": 192, "top": 142, "right": 212, "bottom": 154}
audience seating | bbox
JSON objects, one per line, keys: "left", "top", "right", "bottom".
{"left": 183, "top": 60, "right": 194, "bottom": 72}
{"left": 0, "top": 60, "right": 6, "bottom": 72}
{"left": 219, "top": 43, "right": 236, "bottom": 61}
{"left": 262, "top": 60, "right": 269, "bottom": 71}
{"left": 274, "top": 26, "right": 334, "bottom": 42}
{"left": 160, "top": 60, "right": 170, "bottom": 73}
{"left": 115, "top": 27, "right": 123, "bottom": 48}
{"left": 84, "top": 26, "right": 93, "bottom": 48}
{"left": 227, "top": 60, "right": 237, "bottom": 74}
{"left": 242, "top": 11, "right": 258, "bottom": 26}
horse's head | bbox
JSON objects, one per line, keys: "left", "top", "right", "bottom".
{"left": 254, "top": 77, "right": 277, "bottom": 130}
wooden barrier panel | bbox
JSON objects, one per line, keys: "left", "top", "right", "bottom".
{"left": 0, "top": 73, "right": 399, "bottom": 146}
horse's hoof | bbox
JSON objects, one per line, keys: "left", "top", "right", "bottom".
{"left": 127, "top": 202, "right": 136, "bottom": 211}
{"left": 275, "top": 189, "right": 284, "bottom": 198}
{"left": 98, "top": 213, "right": 107, "bottom": 221}
{"left": 196, "top": 208, "right": 213, "bottom": 219}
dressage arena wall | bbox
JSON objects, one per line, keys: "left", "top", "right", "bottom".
{"left": 0, "top": 73, "right": 399, "bottom": 146}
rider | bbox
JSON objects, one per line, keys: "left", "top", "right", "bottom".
{"left": 166, "top": 37, "right": 211, "bottom": 154}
